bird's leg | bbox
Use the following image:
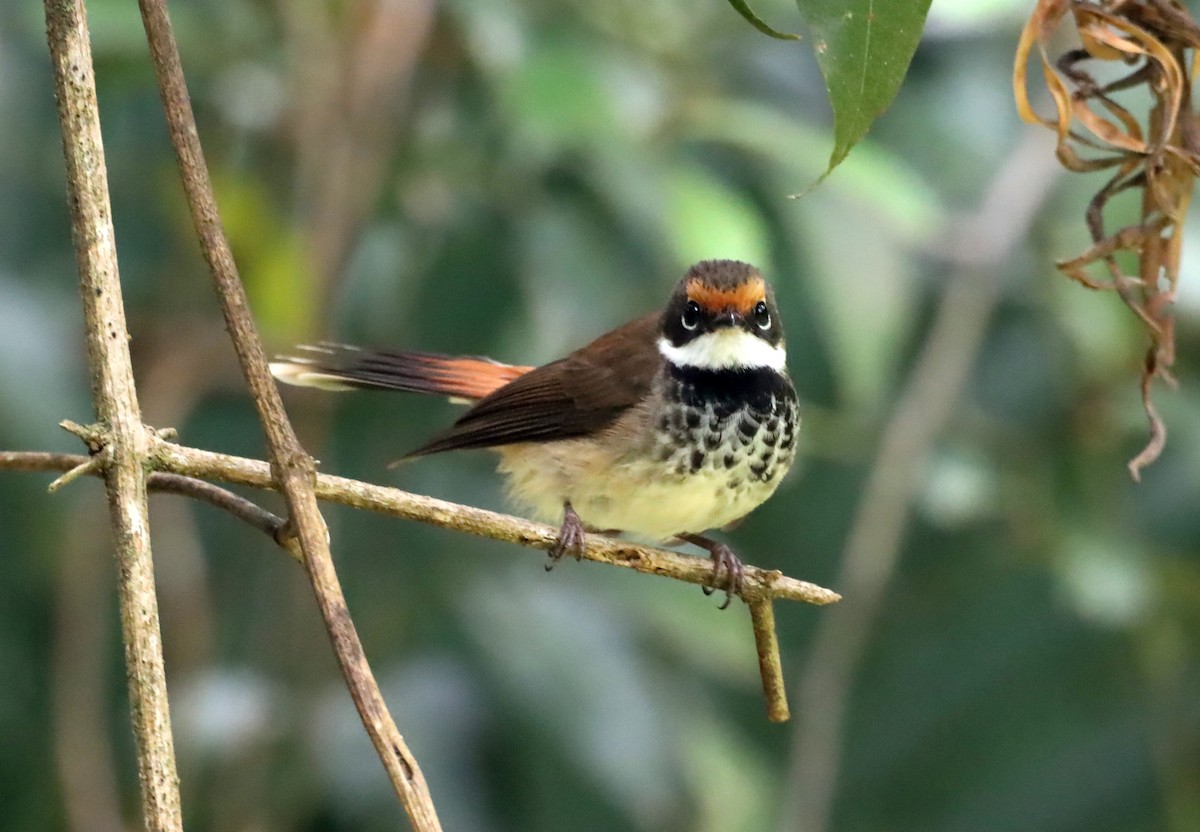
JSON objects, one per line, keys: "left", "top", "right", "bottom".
{"left": 676, "top": 533, "right": 745, "bottom": 610}
{"left": 547, "top": 501, "right": 587, "bottom": 571}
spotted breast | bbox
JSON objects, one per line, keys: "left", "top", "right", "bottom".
{"left": 648, "top": 363, "right": 799, "bottom": 531}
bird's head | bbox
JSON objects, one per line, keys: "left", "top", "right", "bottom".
{"left": 659, "top": 260, "right": 785, "bottom": 371}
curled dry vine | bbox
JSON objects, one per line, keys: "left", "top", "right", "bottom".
{"left": 1015, "top": 0, "right": 1200, "bottom": 480}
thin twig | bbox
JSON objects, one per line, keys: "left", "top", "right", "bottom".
{"left": 150, "top": 473, "right": 298, "bottom": 557}
{"left": 134, "top": 1, "right": 441, "bottom": 825}
{"left": 42, "top": 0, "right": 182, "bottom": 827}
{"left": 47, "top": 449, "right": 109, "bottom": 492}
{"left": 1, "top": 450, "right": 96, "bottom": 473}
{"left": 778, "top": 130, "right": 1063, "bottom": 832}
{"left": 749, "top": 599, "right": 789, "bottom": 722}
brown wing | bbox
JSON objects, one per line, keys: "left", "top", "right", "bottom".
{"left": 407, "top": 313, "right": 661, "bottom": 456}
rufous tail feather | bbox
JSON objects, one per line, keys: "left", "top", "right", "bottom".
{"left": 270, "top": 343, "right": 532, "bottom": 403}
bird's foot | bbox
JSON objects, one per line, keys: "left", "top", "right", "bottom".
{"left": 547, "top": 502, "right": 586, "bottom": 571}
{"left": 678, "top": 533, "right": 745, "bottom": 609}
{"left": 705, "top": 543, "right": 745, "bottom": 610}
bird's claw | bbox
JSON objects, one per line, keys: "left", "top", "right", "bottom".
{"left": 547, "top": 504, "right": 586, "bottom": 571}
{"left": 706, "top": 543, "right": 745, "bottom": 610}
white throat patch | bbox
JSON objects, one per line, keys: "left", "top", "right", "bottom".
{"left": 657, "top": 330, "right": 786, "bottom": 371}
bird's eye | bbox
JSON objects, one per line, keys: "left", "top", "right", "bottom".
{"left": 681, "top": 300, "right": 701, "bottom": 331}
{"left": 753, "top": 300, "right": 771, "bottom": 330}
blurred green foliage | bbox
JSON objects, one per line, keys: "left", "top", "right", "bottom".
{"left": 2, "top": 0, "right": 1199, "bottom": 831}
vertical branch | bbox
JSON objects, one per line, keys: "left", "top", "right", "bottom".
{"left": 749, "top": 598, "right": 789, "bottom": 723}
{"left": 43, "top": 1, "right": 183, "bottom": 829}
{"left": 133, "top": 1, "right": 442, "bottom": 828}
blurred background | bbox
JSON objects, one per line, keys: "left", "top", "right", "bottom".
{"left": 2, "top": 0, "right": 1199, "bottom": 829}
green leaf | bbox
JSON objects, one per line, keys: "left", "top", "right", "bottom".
{"left": 724, "top": 0, "right": 803, "bottom": 41}
{"left": 798, "top": 0, "right": 932, "bottom": 176}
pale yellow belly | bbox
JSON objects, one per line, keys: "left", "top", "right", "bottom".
{"left": 495, "top": 433, "right": 789, "bottom": 541}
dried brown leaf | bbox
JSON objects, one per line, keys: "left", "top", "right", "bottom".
{"left": 1015, "top": 0, "right": 1200, "bottom": 478}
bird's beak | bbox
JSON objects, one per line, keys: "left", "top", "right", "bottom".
{"left": 712, "top": 309, "right": 744, "bottom": 329}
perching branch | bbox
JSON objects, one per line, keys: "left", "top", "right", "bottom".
{"left": 134, "top": 0, "right": 442, "bottom": 827}
{"left": 155, "top": 441, "right": 841, "bottom": 606}
{"left": 42, "top": 0, "right": 182, "bottom": 828}
{"left": 0, "top": 447, "right": 841, "bottom": 608}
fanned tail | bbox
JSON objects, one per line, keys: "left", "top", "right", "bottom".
{"left": 269, "top": 343, "right": 533, "bottom": 403}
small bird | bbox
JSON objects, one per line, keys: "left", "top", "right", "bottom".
{"left": 270, "top": 260, "right": 798, "bottom": 607}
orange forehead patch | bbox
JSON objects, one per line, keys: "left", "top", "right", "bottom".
{"left": 686, "top": 276, "right": 765, "bottom": 314}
